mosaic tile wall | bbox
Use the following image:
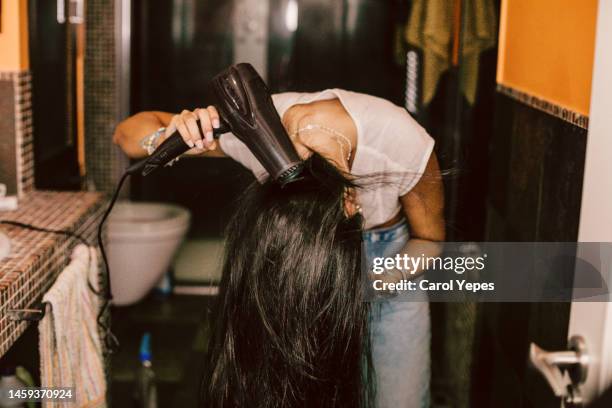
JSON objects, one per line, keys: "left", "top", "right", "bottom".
{"left": 0, "top": 191, "right": 105, "bottom": 357}
{"left": 84, "top": 0, "right": 129, "bottom": 194}
{"left": 0, "top": 71, "right": 35, "bottom": 198}
{"left": 497, "top": 84, "right": 589, "bottom": 130}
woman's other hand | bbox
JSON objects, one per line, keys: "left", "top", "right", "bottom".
{"left": 162, "top": 106, "right": 221, "bottom": 155}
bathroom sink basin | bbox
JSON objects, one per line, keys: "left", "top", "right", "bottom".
{"left": 0, "top": 232, "right": 10, "bottom": 262}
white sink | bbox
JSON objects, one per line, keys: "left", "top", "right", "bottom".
{"left": 0, "top": 232, "right": 10, "bottom": 262}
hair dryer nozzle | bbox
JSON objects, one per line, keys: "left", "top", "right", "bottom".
{"left": 211, "top": 63, "right": 304, "bottom": 185}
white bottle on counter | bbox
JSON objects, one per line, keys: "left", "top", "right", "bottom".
{"left": 0, "top": 184, "right": 18, "bottom": 212}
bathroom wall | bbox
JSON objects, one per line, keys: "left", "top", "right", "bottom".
{"left": 471, "top": 1, "right": 597, "bottom": 406}
{"left": 497, "top": 0, "right": 597, "bottom": 116}
{"left": 84, "top": 0, "right": 129, "bottom": 194}
{"left": 0, "top": 0, "right": 34, "bottom": 198}
{"left": 0, "top": 0, "right": 29, "bottom": 71}
{"left": 488, "top": 0, "right": 595, "bottom": 240}
{"left": 0, "top": 0, "right": 127, "bottom": 196}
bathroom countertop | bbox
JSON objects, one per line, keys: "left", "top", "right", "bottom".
{"left": 0, "top": 191, "right": 106, "bottom": 357}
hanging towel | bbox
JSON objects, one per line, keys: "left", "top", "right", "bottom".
{"left": 405, "top": 0, "right": 497, "bottom": 106}
{"left": 461, "top": 0, "right": 498, "bottom": 104}
{"left": 39, "top": 244, "right": 107, "bottom": 408}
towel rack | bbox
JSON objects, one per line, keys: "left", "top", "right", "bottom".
{"left": 7, "top": 302, "right": 48, "bottom": 322}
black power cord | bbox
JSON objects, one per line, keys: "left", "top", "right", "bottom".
{"left": 96, "top": 170, "right": 131, "bottom": 353}
{"left": 0, "top": 219, "right": 100, "bottom": 295}
{"left": 0, "top": 170, "right": 131, "bottom": 354}
{"left": 0, "top": 219, "right": 118, "bottom": 350}
{"left": 0, "top": 220, "right": 89, "bottom": 246}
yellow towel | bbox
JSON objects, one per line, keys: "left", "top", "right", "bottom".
{"left": 406, "top": 0, "right": 498, "bottom": 105}
{"left": 39, "top": 245, "right": 106, "bottom": 408}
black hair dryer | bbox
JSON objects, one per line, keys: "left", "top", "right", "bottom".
{"left": 211, "top": 63, "right": 304, "bottom": 184}
{"left": 129, "top": 63, "right": 304, "bottom": 185}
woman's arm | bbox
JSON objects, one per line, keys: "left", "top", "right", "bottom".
{"left": 113, "top": 109, "right": 226, "bottom": 159}
{"left": 376, "top": 153, "right": 445, "bottom": 286}
{"left": 400, "top": 153, "right": 445, "bottom": 243}
{"left": 113, "top": 111, "right": 173, "bottom": 159}
{"left": 387, "top": 153, "right": 445, "bottom": 281}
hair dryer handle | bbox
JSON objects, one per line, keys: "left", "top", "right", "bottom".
{"left": 127, "top": 119, "right": 230, "bottom": 176}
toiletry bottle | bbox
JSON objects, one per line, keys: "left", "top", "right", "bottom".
{"left": 154, "top": 268, "right": 173, "bottom": 297}
{"left": 0, "top": 366, "right": 26, "bottom": 408}
{"left": 135, "top": 333, "right": 157, "bottom": 408}
{"left": 0, "top": 184, "right": 18, "bottom": 212}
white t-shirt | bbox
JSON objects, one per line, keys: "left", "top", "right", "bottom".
{"left": 218, "top": 89, "right": 435, "bottom": 230}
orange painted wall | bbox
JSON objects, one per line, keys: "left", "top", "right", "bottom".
{"left": 0, "top": 0, "right": 29, "bottom": 70}
{"left": 497, "top": 0, "right": 597, "bottom": 115}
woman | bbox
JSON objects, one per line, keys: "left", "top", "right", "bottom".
{"left": 114, "top": 89, "right": 445, "bottom": 407}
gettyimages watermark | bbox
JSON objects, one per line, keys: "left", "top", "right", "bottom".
{"left": 362, "top": 242, "right": 612, "bottom": 302}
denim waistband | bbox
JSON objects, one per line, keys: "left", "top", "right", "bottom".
{"left": 362, "top": 219, "right": 409, "bottom": 243}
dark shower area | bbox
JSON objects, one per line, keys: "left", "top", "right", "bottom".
{"left": 129, "top": 0, "right": 499, "bottom": 245}
{"left": 129, "top": 0, "right": 413, "bottom": 236}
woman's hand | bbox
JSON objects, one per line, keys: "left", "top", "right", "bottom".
{"left": 161, "top": 106, "right": 222, "bottom": 155}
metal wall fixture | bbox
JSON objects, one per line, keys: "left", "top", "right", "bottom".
{"left": 57, "top": 0, "right": 84, "bottom": 24}
{"left": 7, "top": 303, "right": 47, "bottom": 322}
{"left": 405, "top": 50, "right": 420, "bottom": 115}
{"left": 529, "top": 336, "right": 590, "bottom": 407}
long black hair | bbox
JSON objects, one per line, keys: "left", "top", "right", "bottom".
{"left": 201, "top": 154, "right": 374, "bottom": 407}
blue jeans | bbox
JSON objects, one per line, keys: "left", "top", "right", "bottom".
{"left": 364, "top": 220, "right": 431, "bottom": 408}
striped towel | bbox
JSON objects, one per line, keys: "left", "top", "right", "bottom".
{"left": 39, "top": 244, "right": 106, "bottom": 407}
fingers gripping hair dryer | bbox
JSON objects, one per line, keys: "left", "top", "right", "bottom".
{"left": 128, "top": 63, "right": 304, "bottom": 185}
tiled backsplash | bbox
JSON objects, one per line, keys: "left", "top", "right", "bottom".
{"left": 85, "top": 0, "right": 129, "bottom": 195}
{"left": 0, "top": 71, "right": 35, "bottom": 198}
